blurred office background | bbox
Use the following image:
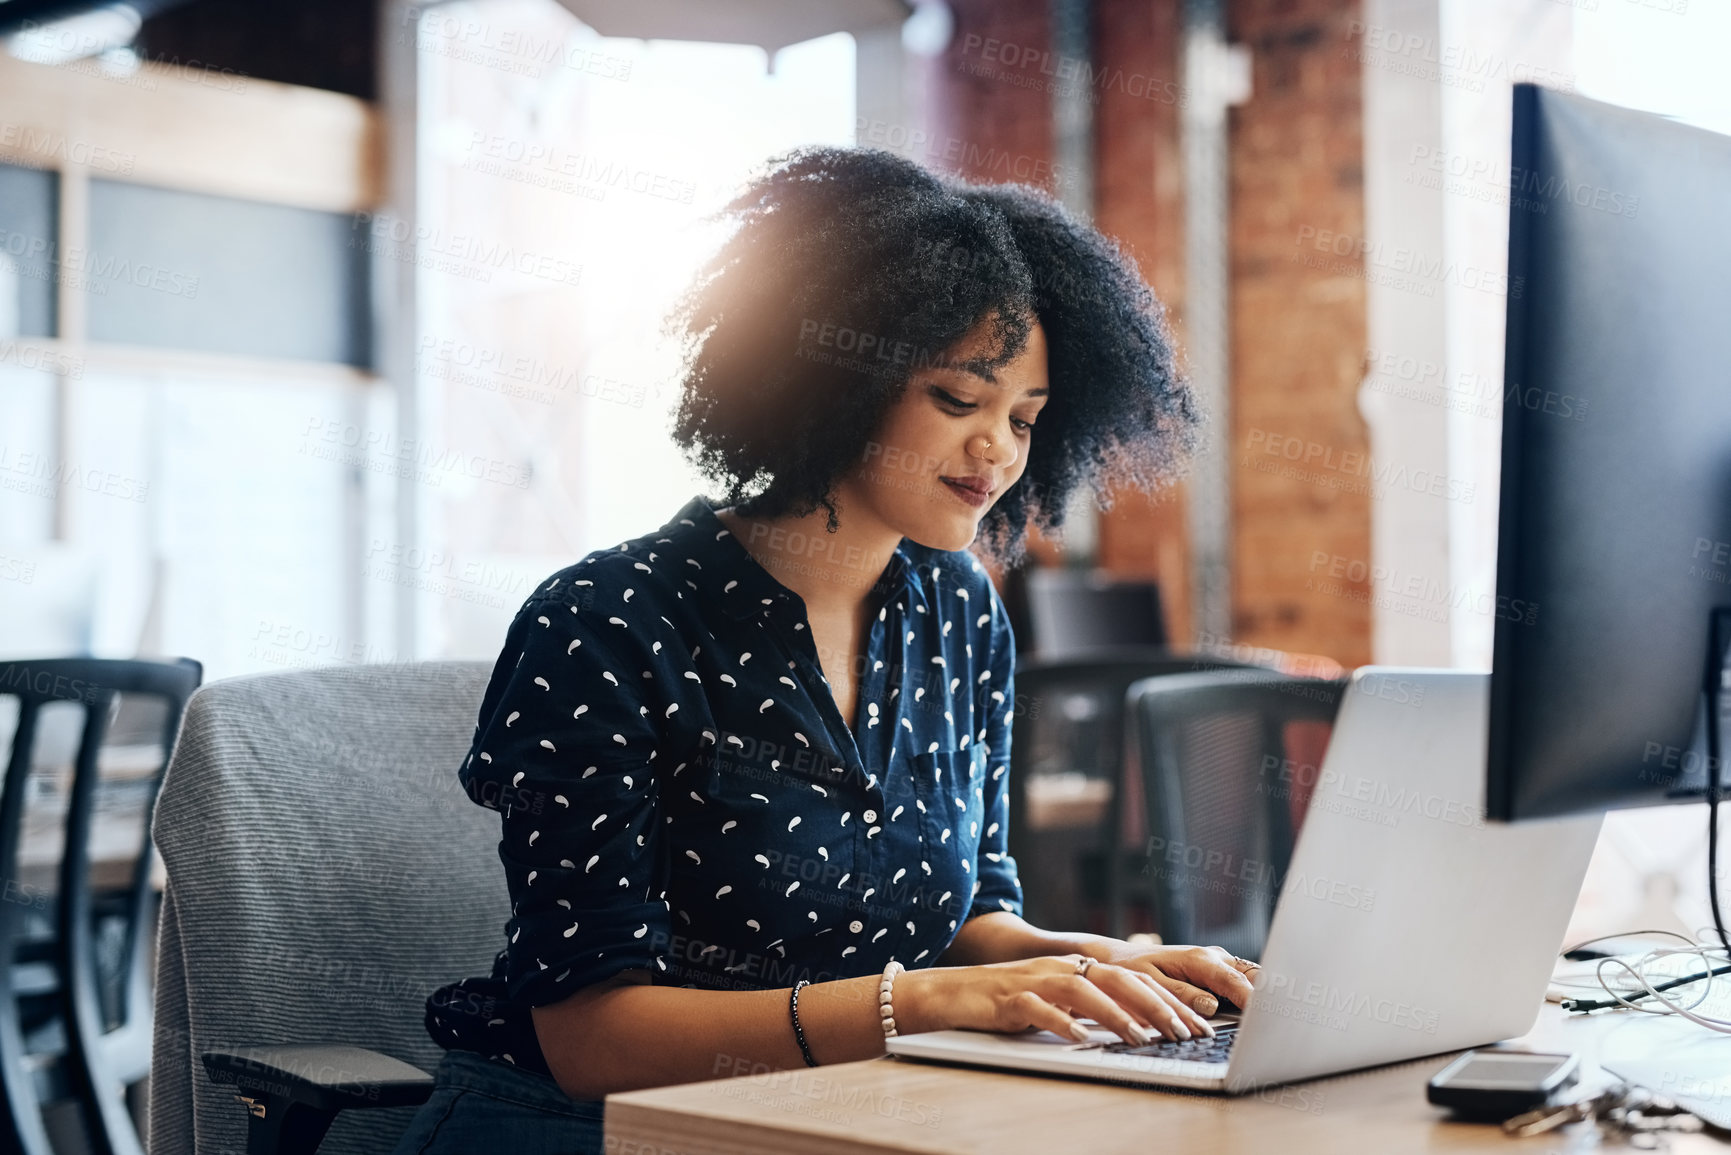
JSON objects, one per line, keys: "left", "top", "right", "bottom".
{"left": 0, "top": 0, "right": 1728, "bottom": 1048}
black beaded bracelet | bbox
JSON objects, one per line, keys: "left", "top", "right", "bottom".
{"left": 789, "top": 979, "right": 818, "bottom": 1067}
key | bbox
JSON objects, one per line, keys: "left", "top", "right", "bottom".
{"left": 1598, "top": 1087, "right": 1705, "bottom": 1141}
{"left": 1503, "top": 1099, "right": 1590, "bottom": 1138}
{"left": 1502, "top": 1083, "right": 1627, "bottom": 1138}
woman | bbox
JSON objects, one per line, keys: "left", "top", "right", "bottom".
{"left": 393, "top": 147, "right": 1250, "bottom": 1155}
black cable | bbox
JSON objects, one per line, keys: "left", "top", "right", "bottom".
{"left": 1712, "top": 786, "right": 1730, "bottom": 957}
{"left": 1708, "top": 610, "right": 1731, "bottom": 957}
{"left": 1558, "top": 929, "right": 1694, "bottom": 962}
{"left": 1561, "top": 961, "right": 1731, "bottom": 1013}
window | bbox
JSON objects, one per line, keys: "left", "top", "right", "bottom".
{"left": 410, "top": 0, "right": 855, "bottom": 658}
{"left": 0, "top": 52, "right": 376, "bottom": 682}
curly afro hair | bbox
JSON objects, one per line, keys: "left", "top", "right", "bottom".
{"left": 666, "top": 145, "right": 1199, "bottom": 569}
{"left": 956, "top": 181, "right": 1199, "bottom": 564}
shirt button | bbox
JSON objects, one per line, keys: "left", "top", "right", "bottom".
{"left": 849, "top": 920, "right": 864, "bottom": 933}
{"left": 863, "top": 809, "right": 878, "bottom": 823}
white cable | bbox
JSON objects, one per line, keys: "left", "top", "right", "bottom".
{"left": 1587, "top": 929, "right": 1731, "bottom": 1034}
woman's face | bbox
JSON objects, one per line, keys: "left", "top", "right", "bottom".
{"left": 843, "top": 316, "right": 1050, "bottom": 553}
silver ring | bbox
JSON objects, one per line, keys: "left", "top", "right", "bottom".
{"left": 1075, "top": 956, "right": 1095, "bottom": 978}
{"left": 1230, "top": 955, "right": 1260, "bottom": 971}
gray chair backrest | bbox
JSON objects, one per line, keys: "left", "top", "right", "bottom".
{"left": 1121, "top": 669, "right": 1348, "bottom": 960}
{"left": 1007, "top": 649, "right": 1261, "bottom": 932}
{"left": 147, "top": 662, "right": 506, "bottom": 1155}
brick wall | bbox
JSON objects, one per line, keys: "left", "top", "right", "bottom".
{"left": 930, "top": 0, "right": 1056, "bottom": 189}
{"left": 1227, "top": 0, "right": 1371, "bottom": 665}
{"left": 1092, "top": 0, "right": 1194, "bottom": 643}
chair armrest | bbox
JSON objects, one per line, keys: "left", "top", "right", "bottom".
{"left": 203, "top": 1043, "right": 434, "bottom": 1111}
{"left": 202, "top": 1044, "right": 434, "bottom": 1155}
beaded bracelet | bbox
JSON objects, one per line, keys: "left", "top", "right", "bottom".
{"left": 789, "top": 979, "right": 819, "bottom": 1067}
{"left": 880, "top": 959, "right": 905, "bottom": 1039}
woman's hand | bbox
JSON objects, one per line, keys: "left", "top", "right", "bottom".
{"left": 894, "top": 953, "right": 1220, "bottom": 1046}
{"left": 1079, "top": 941, "right": 1258, "bottom": 1021}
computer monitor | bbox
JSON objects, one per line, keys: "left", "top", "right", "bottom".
{"left": 1487, "top": 84, "right": 1731, "bottom": 821}
{"left": 1023, "top": 568, "right": 1167, "bottom": 659}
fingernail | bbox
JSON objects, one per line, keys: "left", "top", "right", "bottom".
{"left": 1171, "top": 1020, "right": 1191, "bottom": 1041}
{"left": 1197, "top": 1020, "right": 1216, "bottom": 1038}
{"left": 1132, "top": 1024, "right": 1156, "bottom": 1045}
{"left": 1069, "top": 1021, "right": 1092, "bottom": 1042}
{"left": 1194, "top": 995, "right": 1218, "bottom": 1016}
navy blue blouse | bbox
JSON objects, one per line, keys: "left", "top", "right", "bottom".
{"left": 425, "top": 494, "right": 1024, "bottom": 1075}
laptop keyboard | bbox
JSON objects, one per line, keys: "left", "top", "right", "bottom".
{"left": 1100, "top": 1023, "right": 1237, "bottom": 1064}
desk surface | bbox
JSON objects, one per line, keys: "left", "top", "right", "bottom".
{"left": 16, "top": 745, "right": 163, "bottom": 894}
{"left": 606, "top": 1002, "right": 1731, "bottom": 1153}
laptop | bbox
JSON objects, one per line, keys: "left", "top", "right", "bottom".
{"left": 887, "top": 668, "right": 1604, "bottom": 1094}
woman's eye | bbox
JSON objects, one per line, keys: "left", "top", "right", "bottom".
{"left": 1012, "top": 417, "right": 1036, "bottom": 433}
{"left": 930, "top": 387, "right": 974, "bottom": 410}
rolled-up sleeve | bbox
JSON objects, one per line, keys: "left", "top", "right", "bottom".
{"left": 967, "top": 576, "right": 1024, "bottom": 920}
{"left": 460, "top": 585, "right": 671, "bottom": 1006}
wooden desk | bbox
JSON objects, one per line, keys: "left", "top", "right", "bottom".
{"left": 606, "top": 1002, "right": 1731, "bottom": 1153}
{"left": 16, "top": 743, "right": 164, "bottom": 894}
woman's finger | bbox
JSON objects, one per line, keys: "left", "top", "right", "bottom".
{"left": 1074, "top": 964, "right": 1200, "bottom": 1042}
{"left": 1132, "top": 969, "right": 1221, "bottom": 1018}
{"left": 1042, "top": 971, "right": 1161, "bottom": 1046}
{"left": 1100, "top": 969, "right": 1211, "bottom": 1038}
{"left": 1163, "top": 946, "right": 1256, "bottom": 1008}
{"left": 1006, "top": 988, "right": 1095, "bottom": 1043}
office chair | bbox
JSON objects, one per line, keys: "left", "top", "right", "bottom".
{"left": 148, "top": 661, "right": 506, "bottom": 1155}
{"left": 0, "top": 656, "right": 203, "bottom": 1155}
{"left": 1007, "top": 649, "right": 1261, "bottom": 934}
{"left": 1022, "top": 569, "right": 1167, "bottom": 659}
{"left": 1116, "top": 669, "right": 1348, "bottom": 961}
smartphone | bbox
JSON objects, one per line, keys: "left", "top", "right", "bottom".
{"left": 1426, "top": 1049, "right": 1580, "bottom": 1120}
